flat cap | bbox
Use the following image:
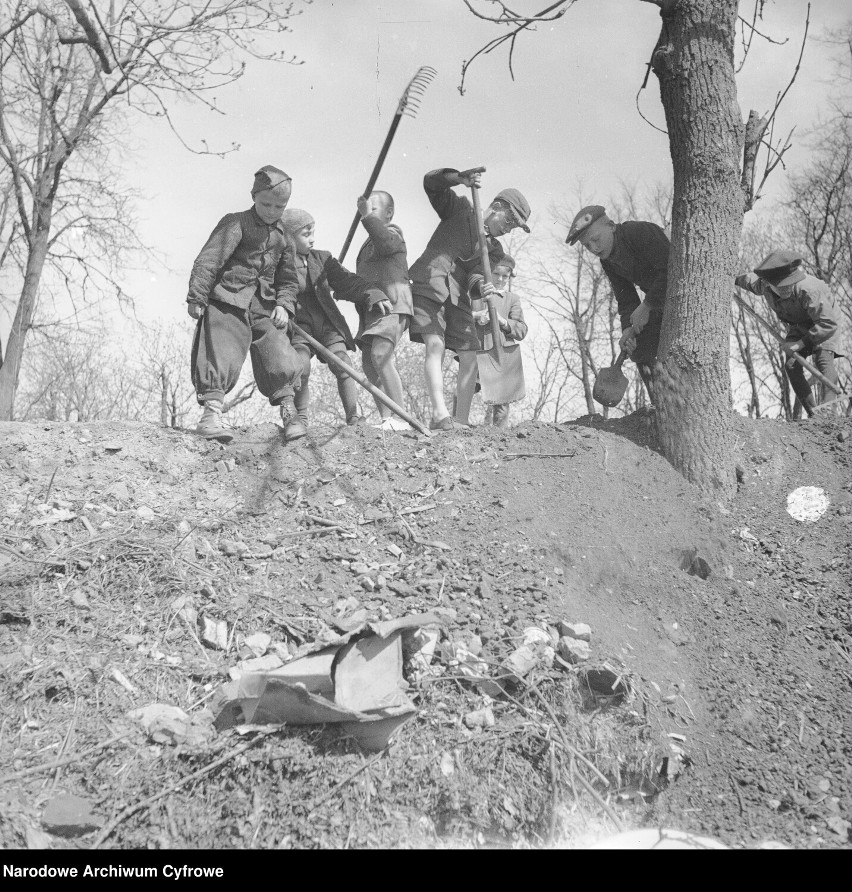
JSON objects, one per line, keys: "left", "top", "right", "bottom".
{"left": 753, "top": 250, "right": 805, "bottom": 287}
{"left": 280, "top": 208, "right": 315, "bottom": 233}
{"left": 565, "top": 205, "right": 606, "bottom": 245}
{"left": 494, "top": 188, "right": 531, "bottom": 232}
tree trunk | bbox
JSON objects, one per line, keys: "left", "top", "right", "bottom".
{"left": 0, "top": 224, "right": 52, "bottom": 420}
{"left": 652, "top": 0, "right": 742, "bottom": 492}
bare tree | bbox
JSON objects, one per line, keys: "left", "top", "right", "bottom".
{"left": 0, "top": 0, "right": 304, "bottom": 419}
{"left": 461, "top": 0, "right": 808, "bottom": 492}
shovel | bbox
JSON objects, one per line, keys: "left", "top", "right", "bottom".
{"left": 593, "top": 350, "right": 629, "bottom": 408}
{"left": 465, "top": 168, "right": 526, "bottom": 405}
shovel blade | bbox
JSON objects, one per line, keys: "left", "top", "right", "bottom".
{"left": 593, "top": 365, "right": 629, "bottom": 408}
{"left": 477, "top": 344, "right": 526, "bottom": 405}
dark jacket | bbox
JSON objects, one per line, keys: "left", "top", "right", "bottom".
{"left": 600, "top": 221, "right": 670, "bottom": 331}
{"left": 187, "top": 207, "right": 299, "bottom": 314}
{"left": 297, "top": 249, "right": 385, "bottom": 351}
{"left": 355, "top": 217, "right": 413, "bottom": 316}
{"left": 735, "top": 272, "right": 843, "bottom": 354}
{"left": 472, "top": 289, "right": 527, "bottom": 351}
{"left": 409, "top": 168, "right": 504, "bottom": 306}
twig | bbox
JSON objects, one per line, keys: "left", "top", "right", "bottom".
{"left": 278, "top": 526, "right": 347, "bottom": 539}
{"left": 548, "top": 743, "right": 559, "bottom": 843}
{"left": 44, "top": 466, "right": 60, "bottom": 503}
{"left": 90, "top": 730, "right": 275, "bottom": 849}
{"left": 307, "top": 751, "right": 385, "bottom": 816}
{"left": 504, "top": 451, "right": 577, "bottom": 459}
{"left": 0, "top": 733, "right": 129, "bottom": 784}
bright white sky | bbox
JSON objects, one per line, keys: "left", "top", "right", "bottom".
{"left": 111, "top": 0, "right": 850, "bottom": 333}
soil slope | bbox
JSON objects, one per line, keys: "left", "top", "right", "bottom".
{"left": 0, "top": 411, "right": 849, "bottom": 849}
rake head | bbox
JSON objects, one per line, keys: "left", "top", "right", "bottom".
{"left": 397, "top": 65, "right": 437, "bottom": 118}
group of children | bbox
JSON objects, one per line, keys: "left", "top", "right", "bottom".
{"left": 187, "top": 164, "right": 844, "bottom": 441}
{"left": 187, "top": 164, "right": 531, "bottom": 442}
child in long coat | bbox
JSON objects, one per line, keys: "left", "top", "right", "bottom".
{"left": 281, "top": 209, "right": 389, "bottom": 431}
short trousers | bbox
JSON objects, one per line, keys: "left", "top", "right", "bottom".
{"left": 409, "top": 292, "right": 479, "bottom": 352}
{"left": 291, "top": 313, "right": 348, "bottom": 362}
{"left": 357, "top": 311, "right": 410, "bottom": 348}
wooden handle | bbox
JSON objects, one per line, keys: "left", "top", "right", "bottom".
{"left": 468, "top": 178, "right": 504, "bottom": 359}
{"left": 290, "top": 323, "right": 431, "bottom": 436}
{"left": 733, "top": 290, "right": 844, "bottom": 395}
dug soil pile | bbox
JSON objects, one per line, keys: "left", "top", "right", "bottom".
{"left": 0, "top": 410, "right": 849, "bottom": 849}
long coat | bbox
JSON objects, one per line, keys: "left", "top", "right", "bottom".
{"left": 297, "top": 249, "right": 384, "bottom": 351}
{"left": 472, "top": 289, "right": 527, "bottom": 352}
{"left": 735, "top": 272, "right": 844, "bottom": 355}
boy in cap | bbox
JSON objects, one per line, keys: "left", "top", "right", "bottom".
{"left": 459, "top": 253, "right": 528, "bottom": 427}
{"left": 187, "top": 165, "right": 304, "bottom": 444}
{"left": 408, "top": 167, "right": 531, "bottom": 431}
{"left": 282, "top": 208, "right": 390, "bottom": 429}
{"left": 565, "top": 205, "right": 670, "bottom": 403}
{"left": 735, "top": 250, "right": 843, "bottom": 416}
{"left": 354, "top": 191, "right": 413, "bottom": 431}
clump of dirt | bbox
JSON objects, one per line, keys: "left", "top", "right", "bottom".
{"left": 0, "top": 409, "right": 849, "bottom": 849}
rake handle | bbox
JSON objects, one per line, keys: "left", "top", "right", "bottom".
{"left": 290, "top": 323, "right": 431, "bottom": 436}
{"left": 337, "top": 114, "right": 404, "bottom": 264}
{"left": 467, "top": 170, "right": 504, "bottom": 360}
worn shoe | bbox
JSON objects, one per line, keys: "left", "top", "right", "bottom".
{"left": 195, "top": 401, "right": 233, "bottom": 443}
{"left": 346, "top": 413, "right": 366, "bottom": 426}
{"left": 429, "top": 416, "right": 453, "bottom": 432}
{"left": 280, "top": 397, "right": 307, "bottom": 441}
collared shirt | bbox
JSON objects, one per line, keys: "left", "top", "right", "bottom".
{"left": 187, "top": 207, "right": 299, "bottom": 313}
{"left": 600, "top": 221, "right": 670, "bottom": 331}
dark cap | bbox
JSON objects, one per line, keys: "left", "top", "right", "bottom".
{"left": 493, "top": 188, "right": 531, "bottom": 232}
{"left": 492, "top": 253, "right": 515, "bottom": 274}
{"left": 252, "top": 165, "right": 292, "bottom": 195}
{"left": 753, "top": 250, "right": 805, "bottom": 287}
{"left": 565, "top": 205, "right": 607, "bottom": 245}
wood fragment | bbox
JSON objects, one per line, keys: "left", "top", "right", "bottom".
{"left": 504, "top": 451, "right": 577, "bottom": 459}
{"left": 0, "top": 733, "right": 129, "bottom": 784}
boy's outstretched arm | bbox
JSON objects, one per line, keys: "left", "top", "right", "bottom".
{"left": 324, "top": 257, "right": 389, "bottom": 313}
{"left": 187, "top": 214, "right": 243, "bottom": 313}
{"left": 271, "top": 236, "right": 299, "bottom": 328}
{"left": 423, "top": 168, "right": 472, "bottom": 222}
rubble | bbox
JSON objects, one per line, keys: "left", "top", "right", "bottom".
{"left": 41, "top": 795, "right": 100, "bottom": 838}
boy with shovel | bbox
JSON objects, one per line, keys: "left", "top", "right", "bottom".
{"left": 735, "top": 250, "right": 843, "bottom": 416}
{"left": 459, "top": 253, "right": 528, "bottom": 427}
{"left": 187, "top": 165, "right": 303, "bottom": 444}
{"left": 409, "top": 167, "right": 531, "bottom": 431}
{"left": 281, "top": 208, "right": 390, "bottom": 433}
{"left": 565, "top": 205, "right": 669, "bottom": 404}
{"left": 354, "top": 191, "right": 413, "bottom": 431}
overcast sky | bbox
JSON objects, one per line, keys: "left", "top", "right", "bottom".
{"left": 6, "top": 0, "right": 852, "bottom": 339}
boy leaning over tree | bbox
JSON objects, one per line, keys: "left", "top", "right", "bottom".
{"left": 187, "top": 165, "right": 304, "bottom": 444}
{"left": 408, "top": 166, "right": 531, "bottom": 431}
{"left": 565, "top": 205, "right": 669, "bottom": 405}
{"left": 736, "top": 250, "right": 844, "bottom": 417}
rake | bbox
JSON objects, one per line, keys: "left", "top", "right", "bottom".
{"left": 337, "top": 65, "right": 437, "bottom": 263}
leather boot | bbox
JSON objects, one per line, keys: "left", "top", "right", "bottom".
{"left": 280, "top": 395, "right": 307, "bottom": 441}
{"left": 195, "top": 400, "right": 233, "bottom": 443}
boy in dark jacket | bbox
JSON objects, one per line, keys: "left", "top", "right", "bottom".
{"left": 565, "top": 205, "right": 669, "bottom": 403}
{"left": 466, "top": 253, "right": 528, "bottom": 427}
{"left": 281, "top": 208, "right": 389, "bottom": 431}
{"left": 736, "top": 250, "right": 843, "bottom": 416}
{"left": 187, "top": 165, "right": 303, "bottom": 443}
{"left": 355, "top": 191, "right": 413, "bottom": 430}
{"left": 409, "top": 167, "right": 531, "bottom": 430}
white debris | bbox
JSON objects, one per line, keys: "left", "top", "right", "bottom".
{"left": 786, "top": 486, "right": 830, "bottom": 523}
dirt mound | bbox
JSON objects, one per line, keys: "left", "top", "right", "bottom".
{"left": 0, "top": 411, "right": 849, "bottom": 849}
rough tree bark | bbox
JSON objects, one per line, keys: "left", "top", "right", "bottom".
{"left": 651, "top": 0, "right": 742, "bottom": 491}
